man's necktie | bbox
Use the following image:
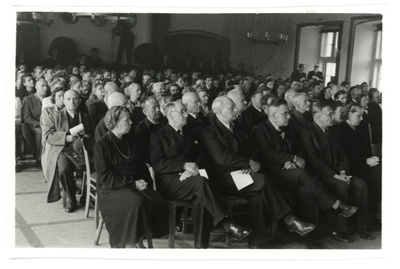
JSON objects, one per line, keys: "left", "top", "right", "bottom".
{"left": 177, "top": 129, "right": 184, "bottom": 137}
{"left": 277, "top": 129, "right": 285, "bottom": 139}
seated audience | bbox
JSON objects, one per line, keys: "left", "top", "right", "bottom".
{"left": 93, "top": 106, "right": 169, "bottom": 248}
{"left": 367, "top": 88, "right": 382, "bottom": 144}
{"left": 134, "top": 97, "right": 166, "bottom": 165}
{"left": 202, "top": 96, "right": 315, "bottom": 248}
{"left": 251, "top": 98, "right": 358, "bottom": 242}
{"left": 334, "top": 90, "right": 348, "bottom": 105}
{"left": 299, "top": 102, "right": 374, "bottom": 240}
{"left": 150, "top": 101, "right": 251, "bottom": 249}
{"left": 181, "top": 92, "right": 210, "bottom": 142}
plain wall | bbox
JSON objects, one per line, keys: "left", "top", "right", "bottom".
{"left": 298, "top": 26, "right": 320, "bottom": 74}
{"left": 39, "top": 14, "right": 152, "bottom": 65}
{"left": 351, "top": 22, "right": 375, "bottom": 85}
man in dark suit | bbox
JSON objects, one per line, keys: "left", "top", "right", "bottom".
{"left": 289, "top": 93, "right": 313, "bottom": 135}
{"left": 241, "top": 90, "right": 264, "bottom": 136}
{"left": 41, "top": 90, "right": 93, "bottom": 213}
{"left": 300, "top": 101, "right": 374, "bottom": 240}
{"left": 251, "top": 98, "right": 358, "bottom": 242}
{"left": 127, "top": 83, "right": 145, "bottom": 127}
{"left": 22, "top": 78, "right": 48, "bottom": 169}
{"left": 307, "top": 64, "right": 324, "bottom": 82}
{"left": 202, "top": 96, "right": 316, "bottom": 248}
{"left": 181, "top": 92, "right": 210, "bottom": 142}
{"left": 149, "top": 101, "right": 251, "bottom": 248}
{"left": 290, "top": 63, "right": 307, "bottom": 82}
{"left": 134, "top": 97, "right": 166, "bottom": 165}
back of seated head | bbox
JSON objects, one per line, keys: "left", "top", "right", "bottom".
{"left": 332, "top": 100, "right": 344, "bottom": 110}
{"left": 260, "top": 93, "right": 277, "bottom": 107}
{"left": 107, "top": 92, "right": 127, "bottom": 109}
{"left": 340, "top": 80, "right": 350, "bottom": 87}
{"left": 250, "top": 89, "right": 263, "bottom": 100}
{"left": 326, "top": 81, "right": 333, "bottom": 88}
{"left": 311, "top": 101, "right": 332, "bottom": 117}
{"left": 310, "top": 80, "right": 322, "bottom": 88}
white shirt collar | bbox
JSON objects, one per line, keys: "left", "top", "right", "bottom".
{"left": 253, "top": 105, "right": 262, "bottom": 112}
{"left": 169, "top": 123, "right": 181, "bottom": 133}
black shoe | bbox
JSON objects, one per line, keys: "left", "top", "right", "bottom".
{"left": 359, "top": 230, "right": 375, "bottom": 240}
{"left": 331, "top": 232, "right": 354, "bottom": 243}
{"left": 35, "top": 160, "right": 42, "bottom": 170}
{"left": 227, "top": 224, "right": 252, "bottom": 241}
{"left": 286, "top": 218, "right": 316, "bottom": 236}
{"left": 337, "top": 203, "right": 358, "bottom": 218}
{"left": 65, "top": 200, "right": 77, "bottom": 213}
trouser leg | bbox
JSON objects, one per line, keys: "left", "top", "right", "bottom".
{"left": 57, "top": 152, "right": 77, "bottom": 203}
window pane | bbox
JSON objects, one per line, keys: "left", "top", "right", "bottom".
{"left": 320, "top": 32, "right": 334, "bottom": 57}
{"left": 375, "top": 31, "right": 382, "bottom": 59}
{"left": 326, "top": 62, "right": 336, "bottom": 76}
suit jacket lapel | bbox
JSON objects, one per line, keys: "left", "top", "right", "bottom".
{"left": 215, "top": 119, "right": 239, "bottom": 152}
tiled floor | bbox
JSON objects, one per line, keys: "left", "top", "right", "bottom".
{"left": 14, "top": 160, "right": 382, "bottom": 250}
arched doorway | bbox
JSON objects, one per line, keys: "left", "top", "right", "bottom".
{"left": 164, "top": 30, "right": 230, "bottom": 71}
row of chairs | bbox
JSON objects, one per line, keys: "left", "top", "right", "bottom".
{"left": 61, "top": 143, "right": 252, "bottom": 248}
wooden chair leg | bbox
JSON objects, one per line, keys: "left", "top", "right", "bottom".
{"left": 94, "top": 218, "right": 104, "bottom": 245}
{"left": 226, "top": 200, "right": 234, "bottom": 246}
{"left": 95, "top": 198, "right": 99, "bottom": 229}
{"left": 62, "top": 190, "right": 67, "bottom": 208}
{"left": 168, "top": 203, "right": 177, "bottom": 248}
{"left": 84, "top": 175, "right": 91, "bottom": 219}
{"left": 147, "top": 237, "right": 153, "bottom": 248}
{"left": 182, "top": 207, "right": 189, "bottom": 234}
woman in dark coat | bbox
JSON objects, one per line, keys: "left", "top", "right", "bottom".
{"left": 337, "top": 103, "right": 381, "bottom": 226}
{"left": 93, "top": 106, "right": 169, "bottom": 248}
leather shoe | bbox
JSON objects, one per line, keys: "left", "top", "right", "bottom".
{"left": 286, "top": 218, "right": 316, "bottom": 236}
{"left": 359, "top": 230, "right": 375, "bottom": 240}
{"left": 227, "top": 223, "right": 252, "bottom": 241}
{"left": 331, "top": 232, "right": 353, "bottom": 243}
{"left": 337, "top": 203, "right": 358, "bottom": 218}
{"left": 65, "top": 200, "right": 77, "bottom": 213}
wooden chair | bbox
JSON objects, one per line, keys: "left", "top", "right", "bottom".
{"left": 82, "top": 144, "right": 99, "bottom": 228}
{"left": 167, "top": 200, "right": 200, "bottom": 248}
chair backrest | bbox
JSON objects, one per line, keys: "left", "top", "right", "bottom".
{"left": 82, "top": 139, "right": 93, "bottom": 176}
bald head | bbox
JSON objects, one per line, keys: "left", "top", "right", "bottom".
{"left": 35, "top": 78, "right": 48, "bottom": 97}
{"left": 182, "top": 92, "right": 201, "bottom": 115}
{"left": 227, "top": 89, "right": 247, "bottom": 113}
{"left": 284, "top": 88, "right": 297, "bottom": 108}
{"left": 107, "top": 92, "right": 128, "bottom": 109}
{"left": 63, "top": 89, "right": 81, "bottom": 112}
{"left": 104, "top": 81, "right": 119, "bottom": 104}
